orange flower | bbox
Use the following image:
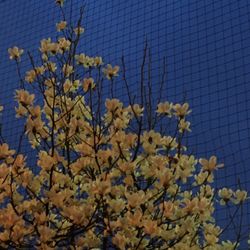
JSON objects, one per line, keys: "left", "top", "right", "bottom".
{"left": 56, "top": 21, "right": 67, "bottom": 31}
{"left": 131, "top": 104, "right": 144, "bottom": 117}
{"left": 25, "top": 69, "right": 36, "bottom": 83}
{"left": 126, "top": 209, "right": 143, "bottom": 227}
{"left": 37, "top": 151, "right": 57, "bottom": 171}
{"left": 38, "top": 225, "right": 56, "bottom": 242}
{"left": 34, "top": 212, "right": 48, "bottom": 225}
{"left": 125, "top": 190, "right": 145, "bottom": 208}
{"left": 75, "top": 53, "right": 86, "bottom": 64}
{"left": 112, "top": 232, "right": 127, "bottom": 250}
{"left": 160, "top": 201, "right": 175, "bottom": 218}
{"left": 0, "top": 204, "right": 20, "bottom": 229}
{"left": 29, "top": 105, "right": 41, "bottom": 117}
{"left": 159, "top": 169, "right": 172, "bottom": 188}
{"left": 40, "top": 38, "right": 61, "bottom": 54}
{"left": 108, "top": 199, "right": 126, "bottom": 213}
{"left": 143, "top": 219, "right": 159, "bottom": 236}
{"left": 178, "top": 119, "right": 191, "bottom": 133}
{"left": 74, "top": 26, "right": 85, "bottom": 35}
{"left": 15, "top": 90, "right": 35, "bottom": 106}
{"left": 25, "top": 116, "right": 47, "bottom": 141}
{"left": 62, "top": 64, "right": 74, "bottom": 77}
{"left": 8, "top": 46, "right": 24, "bottom": 60}
{"left": 103, "top": 64, "right": 119, "bottom": 79}
{"left": 105, "top": 98, "right": 122, "bottom": 112}
{"left": 61, "top": 205, "right": 88, "bottom": 225}
{"left": 0, "top": 143, "right": 15, "bottom": 159}
{"left": 83, "top": 78, "right": 95, "bottom": 92}
{"left": 157, "top": 102, "right": 172, "bottom": 116}
{"left": 94, "top": 56, "right": 103, "bottom": 66}
{"left": 58, "top": 37, "right": 71, "bottom": 51}
{"left": 183, "top": 198, "right": 198, "bottom": 214}
{"left": 0, "top": 163, "right": 9, "bottom": 178}
{"left": 123, "top": 175, "right": 134, "bottom": 187}
{"left": 91, "top": 178, "right": 111, "bottom": 196}
{"left": 199, "top": 156, "right": 224, "bottom": 172}
{"left": 173, "top": 103, "right": 191, "bottom": 118}
{"left": 233, "top": 190, "right": 248, "bottom": 204}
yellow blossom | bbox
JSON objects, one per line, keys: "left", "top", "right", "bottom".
{"left": 91, "top": 178, "right": 111, "bottom": 196}
{"left": 205, "top": 233, "right": 218, "bottom": 245}
{"left": 56, "top": 21, "right": 67, "bottom": 31}
{"left": 63, "top": 79, "right": 72, "bottom": 92}
{"left": 159, "top": 169, "right": 173, "bottom": 187}
{"left": 126, "top": 209, "right": 143, "bottom": 227}
{"left": 112, "top": 232, "right": 127, "bottom": 250}
{"left": 0, "top": 231, "right": 9, "bottom": 242}
{"left": 108, "top": 198, "right": 126, "bottom": 213}
{"left": 25, "top": 69, "right": 36, "bottom": 83}
{"left": 195, "top": 170, "right": 210, "bottom": 185}
{"left": 8, "top": 46, "right": 24, "bottom": 60}
{"left": 40, "top": 38, "right": 60, "bottom": 54}
{"left": 221, "top": 241, "right": 238, "bottom": 250}
{"left": 125, "top": 190, "right": 145, "bottom": 208}
{"left": 37, "top": 151, "right": 57, "bottom": 171}
{"left": 0, "top": 143, "right": 15, "bottom": 159}
{"left": 218, "top": 188, "right": 233, "bottom": 205}
{"left": 160, "top": 201, "right": 175, "bottom": 218}
{"left": 200, "top": 185, "right": 214, "bottom": 198}
{"left": 173, "top": 102, "right": 191, "bottom": 118}
{"left": 34, "top": 212, "right": 48, "bottom": 225}
{"left": 38, "top": 225, "right": 56, "bottom": 242}
{"left": 75, "top": 53, "right": 86, "bottom": 64}
{"left": 200, "top": 156, "right": 224, "bottom": 172}
{"left": 15, "top": 89, "right": 35, "bottom": 106}
{"left": 94, "top": 56, "right": 103, "bottom": 66}
{"left": 103, "top": 64, "right": 119, "bottom": 79}
{"left": 58, "top": 37, "right": 71, "bottom": 51}
{"left": 142, "top": 130, "right": 161, "bottom": 145}
{"left": 157, "top": 102, "right": 172, "bottom": 116}
{"left": 30, "top": 105, "right": 41, "bottom": 117}
{"left": 123, "top": 175, "right": 134, "bottom": 186}
{"left": 15, "top": 105, "right": 27, "bottom": 117}
{"left": 45, "top": 62, "right": 57, "bottom": 72}
{"left": 131, "top": 104, "right": 144, "bottom": 117}
{"left": 233, "top": 190, "right": 248, "bottom": 204}
{"left": 161, "top": 136, "right": 178, "bottom": 149}
{"left": 62, "top": 64, "right": 74, "bottom": 77}
{"left": 36, "top": 66, "right": 45, "bottom": 75}
{"left": 74, "top": 26, "right": 85, "bottom": 35}
{"left": 143, "top": 219, "right": 159, "bottom": 236}
{"left": 83, "top": 78, "right": 95, "bottom": 92}
{"left": 105, "top": 98, "right": 122, "bottom": 112}
{"left": 40, "top": 38, "right": 51, "bottom": 54}
{"left": 0, "top": 205, "right": 20, "bottom": 229}
{"left": 75, "top": 53, "right": 95, "bottom": 68}
{"left": 183, "top": 198, "right": 198, "bottom": 214}
{"left": 178, "top": 119, "right": 191, "bottom": 133}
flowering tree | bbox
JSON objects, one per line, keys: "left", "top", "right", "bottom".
{"left": 1, "top": 0, "right": 248, "bottom": 249}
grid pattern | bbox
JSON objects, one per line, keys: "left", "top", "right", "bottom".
{"left": 0, "top": 0, "right": 250, "bottom": 247}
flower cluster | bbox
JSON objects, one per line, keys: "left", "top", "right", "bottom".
{"left": 1, "top": 2, "right": 248, "bottom": 249}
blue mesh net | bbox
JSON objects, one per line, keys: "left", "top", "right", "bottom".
{"left": 0, "top": 0, "right": 250, "bottom": 247}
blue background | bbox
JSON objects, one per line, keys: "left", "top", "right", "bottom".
{"left": 0, "top": 0, "right": 249, "bottom": 247}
